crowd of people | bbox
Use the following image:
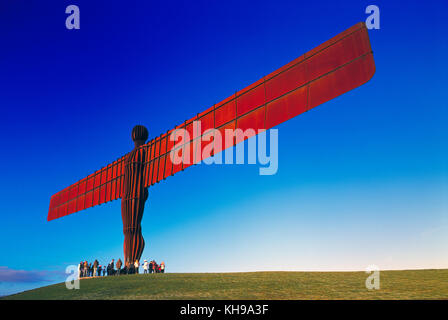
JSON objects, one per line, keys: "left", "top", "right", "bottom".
{"left": 78, "top": 259, "right": 165, "bottom": 278}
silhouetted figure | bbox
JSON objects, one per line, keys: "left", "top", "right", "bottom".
{"left": 121, "top": 125, "right": 149, "bottom": 264}
{"left": 109, "top": 259, "right": 115, "bottom": 275}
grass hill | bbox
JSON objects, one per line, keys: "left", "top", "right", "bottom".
{"left": 3, "top": 269, "right": 448, "bottom": 300}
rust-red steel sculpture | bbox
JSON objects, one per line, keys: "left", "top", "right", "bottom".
{"left": 47, "top": 22, "right": 375, "bottom": 261}
{"left": 121, "top": 125, "right": 149, "bottom": 264}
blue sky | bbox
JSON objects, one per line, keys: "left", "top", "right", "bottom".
{"left": 0, "top": 0, "right": 447, "bottom": 296}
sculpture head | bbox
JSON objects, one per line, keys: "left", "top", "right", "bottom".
{"left": 132, "top": 125, "right": 149, "bottom": 147}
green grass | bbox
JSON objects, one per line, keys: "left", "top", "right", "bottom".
{"left": 3, "top": 269, "right": 448, "bottom": 300}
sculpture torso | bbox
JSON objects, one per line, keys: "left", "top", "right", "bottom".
{"left": 122, "top": 146, "right": 148, "bottom": 202}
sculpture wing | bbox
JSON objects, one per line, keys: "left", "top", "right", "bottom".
{"left": 141, "top": 22, "right": 375, "bottom": 187}
{"left": 47, "top": 154, "right": 128, "bottom": 221}
{"left": 48, "top": 22, "right": 375, "bottom": 221}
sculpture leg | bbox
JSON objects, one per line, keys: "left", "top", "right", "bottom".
{"left": 123, "top": 226, "right": 145, "bottom": 263}
{"left": 121, "top": 193, "right": 147, "bottom": 263}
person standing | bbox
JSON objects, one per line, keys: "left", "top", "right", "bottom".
{"left": 83, "top": 261, "right": 88, "bottom": 277}
{"left": 93, "top": 259, "right": 99, "bottom": 277}
{"left": 125, "top": 260, "right": 130, "bottom": 275}
{"left": 160, "top": 261, "right": 165, "bottom": 274}
{"left": 109, "top": 259, "right": 115, "bottom": 276}
{"left": 116, "top": 258, "right": 122, "bottom": 275}
{"left": 134, "top": 260, "right": 140, "bottom": 274}
{"left": 143, "top": 260, "right": 149, "bottom": 274}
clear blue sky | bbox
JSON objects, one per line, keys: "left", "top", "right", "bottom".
{"left": 0, "top": 0, "right": 447, "bottom": 295}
